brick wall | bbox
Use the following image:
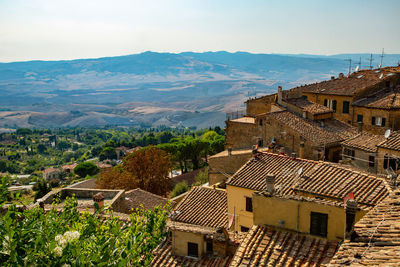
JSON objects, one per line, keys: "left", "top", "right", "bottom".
{"left": 225, "top": 120, "right": 262, "bottom": 149}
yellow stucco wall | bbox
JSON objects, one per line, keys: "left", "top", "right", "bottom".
{"left": 171, "top": 230, "right": 204, "bottom": 257}
{"left": 352, "top": 106, "right": 400, "bottom": 135}
{"left": 227, "top": 185, "right": 255, "bottom": 232}
{"left": 252, "top": 194, "right": 367, "bottom": 241}
{"left": 303, "top": 93, "right": 354, "bottom": 124}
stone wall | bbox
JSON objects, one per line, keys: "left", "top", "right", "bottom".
{"left": 245, "top": 94, "right": 276, "bottom": 117}
{"left": 68, "top": 178, "right": 97, "bottom": 189}
{"left": 208, "top": 149, "right": 255, "bottom": 185}
{"left": 225, "top": 120, "right": 262, "bottom": 149}
{"left": 352, "top": 107, "right": 400, "bottom": 135}
{"left": 342, "top": 146, "right": 378, "bottom": 173}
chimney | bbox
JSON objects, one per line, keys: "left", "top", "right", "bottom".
{"left": 252, "top": 145, "right": 258, "bottom": 156}
{"left": 277, "top": 86, "right": 283, "bottom": 105}
{"left": 228, "top": 147, "right": 232, "bottom": 156}
{"left": 265, "top": 174, "right": 275, "bottom": 195}
{"left": 345, "top": 199, "right": 357, "bottom": 240}
{"left": 357, "top": 122, "right": 363, "bottom": 133}
{"left": 339, "top": 73, "right": 344, "bottom": 79}
{"left": 299, "top": 142, "right": 305, "bottom": 159}
{"left": 291, "top": 153, "right": 297, "bottom": 159}
{"left": 93, "top": 192, "right": 105, "bottom": 210}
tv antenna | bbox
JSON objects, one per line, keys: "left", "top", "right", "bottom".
{"left": 366, "top": 54, "right": 374, "bottom": 69}
{"left": 297, "top": 167, "right": 303, "bottom": 177}
{"left": 344, "top": 59, "right": 352, "bottom": 76}
{"left": 379, "top": 48, "right": 385, "bottom": 68}
{"left": 385, "top": 129, "right": 391, "bottom": 139}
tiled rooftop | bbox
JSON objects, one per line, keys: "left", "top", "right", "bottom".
{"left": 377, "top": 131, "right": 400, "bottom": 151}
{"left": 173, "top": 186, "right": 227, "bottom": 228}
{"left": 122, "top": 188, "right": 170, "bottom": 212}
{"left": 151, "top": 239, "right": 232, "bottom": 267}
{"left": 294, "top": 162, "right": 390, "bottom": 207}
{"left": 300, "top": 66, "right": 400, "bottom": 96}
{"left": 230, "top": 225, "right": 339, "bottom": 266}
{"left": 265, "top": 110, "right": 357, "bottom": 146}
{"left": 284, "top": 97, "right": 333, "bottom": 114}
{"left": 227, "top": 152, "right": 391, "bottom": 207}
{"left": 353, "top": 86, "right": 400, "bottom": 109}
{"left": 341, "top": 132, "right": 386, "bottom": 152}
{"left": 330, "top": 189, "right": 400, "bottom": 266}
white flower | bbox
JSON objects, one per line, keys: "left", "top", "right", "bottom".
{"left": 63, "top": 231, "right": 80, "bottom": 242}
{"left": 62, "top": 264, "right": 71, "bottom": 267}
{"left": 58, "top": 238, "right": 68, "bottom": 248}
{"left": 55, "top": 235, "right": 63, "bottom": 242}
{"left": 54, "top": 246, "right": 63, "bottom": 257}
{"left": 2, "top": 235, "right": 10, "bottom": 255}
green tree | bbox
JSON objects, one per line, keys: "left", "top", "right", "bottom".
{"left": 99, "top": 147, "right": 117, "bottom": 161}
{"left": 0, "top": 175, "right": 11, "bottom": 205}
{"left": 170, "top": 181, "right": 189, "bottom": 198}
{"left": 16, "top": 128, "right": 32, "bottom": 135}
{"left": 74, "top": 162, "right": 100, "bottom": 178}
{"left": 34, "top": 179, "right": 51, "bottom": 201}
{"left": 37, "top": 144, "right": 47, "bottom": 154}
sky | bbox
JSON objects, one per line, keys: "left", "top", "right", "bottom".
{"left": 0, "top": 0, "right": 400, "bottom": 62}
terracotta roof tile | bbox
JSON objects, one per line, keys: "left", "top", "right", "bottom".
{"left": 294, "top": 163, "right": 390, "bottom": 207}
{"left": 284, "top": 97, "right": 333, "bottom": 114}
{"left": 301, "top": 66, "right": 400, "bottom": 96}
{"left": 353, "top": 86, "right": 400, "bottom": 109}
{"left": 330, "top": 189, "right": 400, "bottom": 266}
{"left": 227, "top": 152, "right": 391, "bottom": 207}
{"left": 122, "top": 188, "right": 170, "bottom": 212}
{"left": 226, "top": 152, "right": 317, "bottom": 195}
{"left": 265, "top": 110, "right": 357, "bottom": 146}
{"left": 230, "top": 225, "right": 339, "bottom": 266}
{"left": 151, "top": 239, "right": 232, "bottom": 267}
{"left": 342, "top": 132, "right": 386, "bottom": 152}
{"left": 173, "top": 187, "right": 227, "bottom": 228}
{"left": 377, "top": 131, "right": 400, "bottom": 151}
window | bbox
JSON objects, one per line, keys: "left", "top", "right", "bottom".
{"left": 357, "top": 114, "right": 363, "bottom": 123}
{"left": 187, "top": 242, "right": 198, "bottom": 258}
{"left": 383, "top": 156, "right": 397, "bottom": 171}
{"left": 240, "top": 226, "right": 250, "bottom": 232}
{"left": 258, "top": 139, "right": 263, "bottom": 147}
{"left": 344, "top": 148, "right": 355, "bottom": 160}
{"left": 369, "top": 156, "right": 375, "bottom": 167}
{"left": 323, "top": 99, "right": 328, "bottom": 107}
{"left": 372, "top": 116, "right": 386, "bottom": 127}
{"left": 310, "top": 212, "right": 328, "bottom": 237}
{"left": 245, "top": 197, "right": 253, "bottom": 212}
{"left": 343, "top": 101, "right": 350, "bottom": 114}
{"left": 332, "top": 100, "right": 337, "bottom": 112}
{"left": 206, "top": 241, "right": 213, "bottom": 254}
{"left": 259, "top": 119, "right": 263, "bottom": 126}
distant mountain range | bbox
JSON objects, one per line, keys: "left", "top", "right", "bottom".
{"left": 0, "top": 51, "right": 399, "bottom": 129}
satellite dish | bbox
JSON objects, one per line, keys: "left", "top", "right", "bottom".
{"left": 385, "top": 129, "right": 391, "bottom": 139}
{"left": 297, "top": 167, "right": 303, "bottom": 176}
{"left": 355, "top": 65, "right": 359, "bottom": 72}
{"left": 379, "top": 73, "right": 384, "bottom": 79}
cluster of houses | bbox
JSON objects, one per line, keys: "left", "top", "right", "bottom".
{"left": 148, "top": 65, "right": 400, "bottom": 266}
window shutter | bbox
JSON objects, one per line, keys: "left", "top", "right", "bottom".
{"left": 332, "top": 100, "right": 337, "bottom": 112}
{"left": 382, "top": 118, "right": 386, "bottom": 127}
{"left": 372, "top": 116, "right": 376, "bottom": 125}
{"left": 324, "top": 99, "right": 328, "bottom": 106}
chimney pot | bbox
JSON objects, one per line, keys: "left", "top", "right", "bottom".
{"left": 265, "top": 174, "right": 275, "bottom": 195}
{"left": 345, "top": 199, "right": 357, "bottom": 240}
{"left": 299, "top": 142, "right": 305, "bottom": 159}
{"left": 291, "top": 153, "right": 297, "bottom": 159}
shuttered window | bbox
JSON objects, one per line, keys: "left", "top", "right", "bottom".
{"left": 343, "top": 101, "right": 350, "bottom": 114}
{"left": 245, "top": 197, "right": 253, "bottom": 212}
{"left": 310, "top": 212, "right": 328, "bottom": 237}
{"left": 187, "top": 242, "right": 198, "bottom": 257}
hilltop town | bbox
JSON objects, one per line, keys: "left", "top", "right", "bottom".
{"left": 2, "top": 65, "right": 400, "bottom": 266}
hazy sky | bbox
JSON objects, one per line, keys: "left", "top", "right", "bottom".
{"left": 1, "top": 0, "right": 399, "bottom": 62}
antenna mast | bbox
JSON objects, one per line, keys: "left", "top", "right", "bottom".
{"left": 367, "top": 53, "right": 374, "bottom": 69}
{"left": 379, "top": 48, "right": 385, "bottom": 68}
{"left": 345, "top": 59, "right": 352, "bottom": 76}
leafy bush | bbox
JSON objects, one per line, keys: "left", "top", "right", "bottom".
{"left": 0, "top": 197, "right": 170, "bottom": 266}
{"left": 74, "top": 162, "right": 100, "bottom": 178}
{"left": 170, "top": 181, "right": 189, "bottom": 198}
{"left": 194, "top": 167, "right": 209, "bottom": 185}
{"left": 34, "top": 179, "right": 51, "bottom": 200}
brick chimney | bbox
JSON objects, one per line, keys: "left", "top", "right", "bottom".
{"left": 265, "top": 174, "right": 275, "bottom": 195}
{"left": 93, "top": 192, "right": 105, "bottom": 210}
{"left": 277, "top": 86, "right": 283, "bottom": 105}
{"left": 345, "top": 199, "right": 357, "bottom": 240}
{"left": 357, "top": 122, "right": 363, "bottom": 133}
{"left": 299, "top": 142, "right": 305, "bottom": 159}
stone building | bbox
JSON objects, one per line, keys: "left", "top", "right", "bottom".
{"left": 376, "top": 130, "right": 400, "bottom": 175}
{"left": 341, "top": 132, "right": 385, "bottom": 173}
{"left": 43, "top": 167, "right": 61, "bottom": 180}
{"left": 151, "top": 186, "right": 238, "bottom": 266}
{"left": 226, "top": 152, "right": 390, "bottom": 233}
